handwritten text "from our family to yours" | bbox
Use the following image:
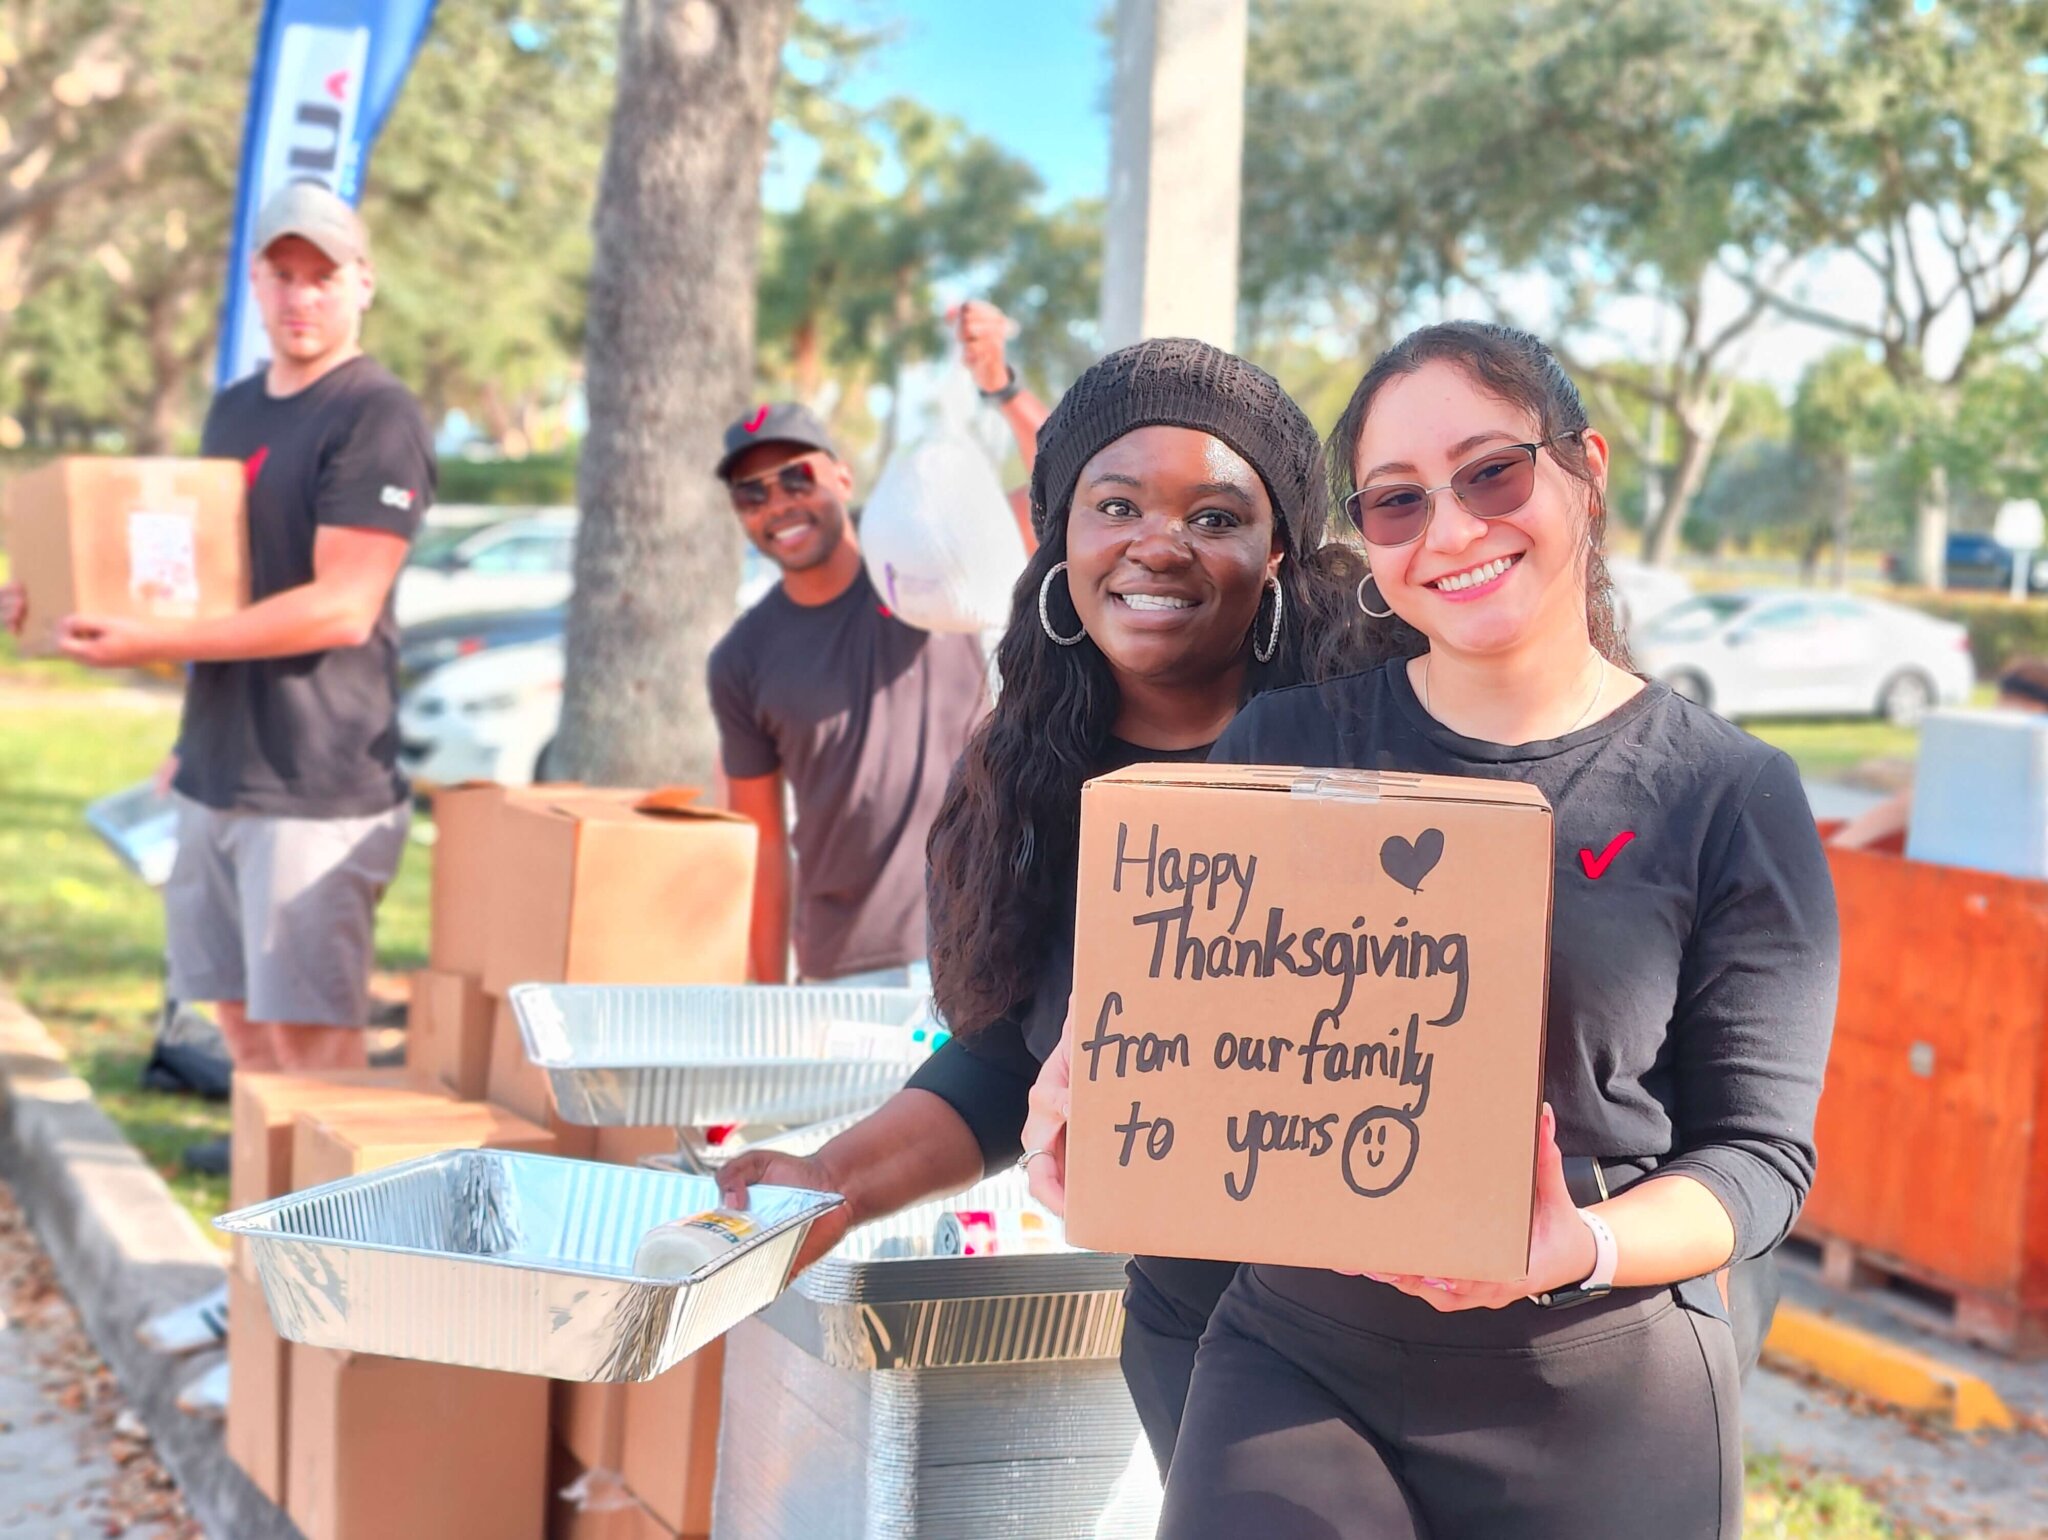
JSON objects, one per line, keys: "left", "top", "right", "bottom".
{"left": 1083, "top": 821, "right": 1473, "bottom": 1203}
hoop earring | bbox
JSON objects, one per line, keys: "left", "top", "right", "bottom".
{"left": 1254, "top": 575, "right": 1284, "bottom": 665}
{"left": 1038, "top": 562, "right": 1087, "bottom": 647}
{"left": 1356, "top": 571, "right": 1394, "bottom": 619}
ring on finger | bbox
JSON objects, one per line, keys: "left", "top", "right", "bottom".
{"left": 1016, "top": 1148, "right": 1052, "bottom": 1172}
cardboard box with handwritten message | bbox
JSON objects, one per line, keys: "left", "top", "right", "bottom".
{"left": 1066, "top": 765, "right": 1553, "bottom": 1282}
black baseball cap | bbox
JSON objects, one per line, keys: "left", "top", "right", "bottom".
{"left": 715, "top": 402, "right": 839, "bottom": 481}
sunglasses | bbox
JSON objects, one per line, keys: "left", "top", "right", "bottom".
{"left": 1344, "top": 433, "right": 1583, "bottom": 547}
{"left": 729, "top": 459, "right": 819, "bottom": 509}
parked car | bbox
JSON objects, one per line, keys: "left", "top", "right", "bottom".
{"left": 394, "top": 509, "right": 577, "bottom": 628}
{"left": 397, "top": 549, "right": 781, "bottom": 788}
{"left": 398, "top": 605, "right": 566, "bottom": 691}
{"left": 1884, "top": 532, "right": 2048, "bottom": 594}
{"left": 1635, "top": 589, "right": 1974, "bottom": 724}
{"left": 1605, "top": 555, "right": 1693, "bottom": 639}
{"left": 398, "top": 638, "right": 564, "bottom": 787}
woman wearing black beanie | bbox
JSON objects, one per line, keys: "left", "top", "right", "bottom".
{"left": 720, "top": 338, "right": 1383, "bottom": 1472}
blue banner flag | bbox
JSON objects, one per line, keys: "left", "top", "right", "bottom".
{"left": 216, "top": 0, "right": 438, "bottom": 387}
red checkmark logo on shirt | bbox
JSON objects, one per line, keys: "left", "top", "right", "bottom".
{"left": 1579, "top": 831, "right": 1635, "bottom": 879}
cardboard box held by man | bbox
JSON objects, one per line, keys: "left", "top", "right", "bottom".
{"left": 1065, "top": 765, "right": 1554, "bottom": 1283}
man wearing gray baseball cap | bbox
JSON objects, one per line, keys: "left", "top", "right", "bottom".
{"left": 31, "top": 179, "right": 435, "bottom": 1407}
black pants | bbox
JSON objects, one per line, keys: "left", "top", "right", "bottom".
{"left": 1119, "top": 1256, "right": 1240, "bottom": 1478}
{"left": 1159, "top": 1267, "right": 1742, "bottom": 1540}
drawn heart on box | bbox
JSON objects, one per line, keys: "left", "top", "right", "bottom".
{"left": 1379, "top": 829, "right": 1445, "bottom": 894}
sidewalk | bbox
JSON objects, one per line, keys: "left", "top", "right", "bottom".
{"left": 0, "top": 992, "right": 298, "bottom": 1540}
{"left": 1746, "top": 1259, "right": 2048, "bottom": 1538}
{"left": 0, "top": 1182, "right": 200, "bottom": 1538}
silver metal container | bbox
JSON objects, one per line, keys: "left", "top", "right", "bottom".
{"left": 761, "top": 1171, "right": 1131, "bottom": 1371}
{"left": 508, "top": 983, "right": 938, "bottom": 1128}
{"left": 713, "top": 1318, "right": 1156, "bottom": 1540}
{"left": 84, "top": 780, "right": 180, "bottom": 887}
{"left": 214, "top": 1150, "right": 842, "bottom": 1382}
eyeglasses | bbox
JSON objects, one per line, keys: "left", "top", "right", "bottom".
{"left": 1343, "top": 433, "right": 1583, "bottom": 547}
{"left": 729, "top": 459, "right": 819, "bottom": 509}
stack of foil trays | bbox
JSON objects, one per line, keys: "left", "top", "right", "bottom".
{"left": 712, "top": 1169, "right": 1159, "bottom": 1539}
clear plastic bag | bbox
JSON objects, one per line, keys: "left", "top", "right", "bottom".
{"left": 860, "top": 363, "right": 1029, "bottom": 634}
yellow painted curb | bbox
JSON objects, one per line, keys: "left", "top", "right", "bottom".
{"left": 1763, "top": 1304, "right": 2015, "bottom": 1432}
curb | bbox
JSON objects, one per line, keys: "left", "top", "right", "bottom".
{"left": 1764, "top": 1302, "right": 2017, "bottom": 1432}
{"left": 0, "top": 992, "right": 302, "bottom": 1540}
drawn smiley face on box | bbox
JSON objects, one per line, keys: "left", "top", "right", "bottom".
{"left": 1340, "top": 1106, "right": 1421, "bottom": 1199}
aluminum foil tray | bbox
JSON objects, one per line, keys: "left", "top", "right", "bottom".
{"left": 759, "top": 1170, "right": 1134, "bottom": 1371}
{"left": 214, "top": 1150, "right": 842, "bottom": 1382}
{"left": 508, "top": 983, "right": 936, "bottom": 1128}
{"left": 84, "top": 781, "right": 180, "bottom": 887}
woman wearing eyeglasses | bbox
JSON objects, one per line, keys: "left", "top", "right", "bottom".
{"left": 1121, "top": 323, "right": 1841, "bottom": 1539}
{"left": 720, "top": 338, "right": 1381, "bottom": 1476}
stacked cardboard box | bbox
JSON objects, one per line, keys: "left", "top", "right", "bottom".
{"left": 227, "top": 780, "right": 758, "bottom": 1535}
{"left": 289, "top": 1345, "right": 548, "bottom": 1540}
{"left": 422, "top": 782, "right": 755, "bottom": 1144}
{"left": 224, "top": 1072, "right": 449, "bottom": 1507}
{"left": 226, "top": 1075, "right": 562, "bottom": 1537}
{"left": 546, "top": 1122, "right": 707, "bottom": 1537}
{"left": 287, "top": 1097, "right": 565, "bottom": 1540}
{"left": 620, "top": 1342, "right": 725, "bottom": 1540}
{"left": 547, "top": 1445, "right": 679, "bottom": 1540}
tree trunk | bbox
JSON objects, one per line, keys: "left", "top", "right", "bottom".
{"left": 1644, "top": 407, "right": 1723, "bottom": 568}
{"left": 1913, "top": 463, "right": 1949, "bottom": 592}
{"left": 556, "top": 0, "right": 794, "bottom": 786}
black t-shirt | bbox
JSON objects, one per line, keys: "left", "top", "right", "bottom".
{"left": 909, "top": 735, "right": 1235, "bottom": 1322}
{"left": 708, "top": 569, "right": 988, "bottom": 980}
{"left": 176, "top": 356, "right": 434, "bottom": 816}
{"left": 1212, "top": 661, "right": 1841, "bottom": 1275}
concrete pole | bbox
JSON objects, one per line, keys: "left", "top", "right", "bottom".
{"left": 1100, "top": 0, "right": 1249, "bottom": 352}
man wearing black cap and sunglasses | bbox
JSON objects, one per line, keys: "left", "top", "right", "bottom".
{"left": 709, "top": 400, "right": 993, "bottom": 988}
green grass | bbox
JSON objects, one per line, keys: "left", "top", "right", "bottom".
{"left": 1744, "top": 1456, "right": 1934, "bottom": 1539}
{"left": 0, "top": 674, "right": 430, "bottom": 1233}
{"left": 1743, "top": 716, "right": 1922, "bottom": 782}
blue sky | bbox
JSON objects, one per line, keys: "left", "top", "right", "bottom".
{"left": 769, "top": 0, "right": 1111, "bottom": 209}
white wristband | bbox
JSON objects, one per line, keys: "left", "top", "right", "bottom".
{"left": 1579, "top": 1208, "right": 1618, "bottom": 1290}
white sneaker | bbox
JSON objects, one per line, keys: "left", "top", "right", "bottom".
{"left": 137, "top": 1282, "right": 228, "bottom": 1355}
{"left": 175, "top": 1357, "right": 228, "bottom": 1419}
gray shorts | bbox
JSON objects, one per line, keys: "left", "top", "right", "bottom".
{"left": 163, "top": 795, "right": 410, "bottom": 1028}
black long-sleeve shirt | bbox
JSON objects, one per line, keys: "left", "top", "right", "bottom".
{"left": 907, "top": 737, "right": 1233, "bottom": 1318}
{"left": 1209, "top": 662, "right": 1841, "bottom": 1269}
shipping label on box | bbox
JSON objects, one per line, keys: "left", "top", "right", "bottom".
{"left": 1065, "top": 765, "right": 1554, "bottom": 1283}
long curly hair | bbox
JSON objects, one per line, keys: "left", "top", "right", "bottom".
{"left": 927, "top": 342, "right": 1381, "bottom": 1036}
{"left": 1327, "top": 321, "right": 1633, "bottom": 668}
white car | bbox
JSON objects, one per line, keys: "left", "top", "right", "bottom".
{"left": 397, "top": 638, "right": 563, "bottom": 786}
{"left": 1636, "top": 590, "right": 1975, "bottom": 725}
{"left": 1605, "top": 555, "right": 1693, "bottom": 639}
{"left": 395, "top": 510, "right": 577, "bottom": 628}
{"left": 397, "top": 549, "right": 782, "bottom": 788}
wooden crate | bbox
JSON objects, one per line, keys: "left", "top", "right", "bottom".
{"left": 1798, "top": 842, "right": 2048, "bottom": 1354}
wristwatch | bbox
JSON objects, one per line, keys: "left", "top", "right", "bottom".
{"left": 979, "top": 365, "right": 1024, "bottom": 406}
{"left": 1529, "top": 1209, "right": 1617, "bottom": 1309}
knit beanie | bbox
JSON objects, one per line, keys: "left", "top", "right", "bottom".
{"left": 1029, "top": 338, "right": 1325, "bottom": 552}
